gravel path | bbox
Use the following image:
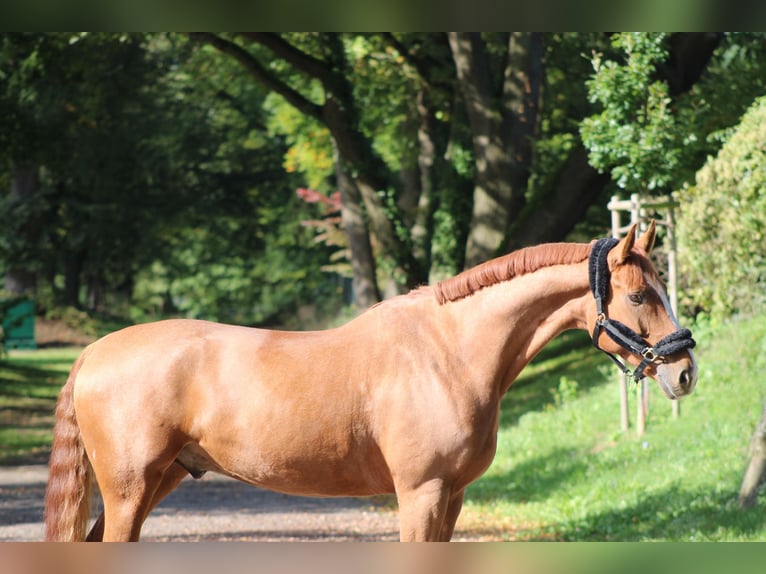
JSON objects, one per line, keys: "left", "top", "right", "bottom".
{"left": 0, "top": 464, "right": 402, "bottom": 542}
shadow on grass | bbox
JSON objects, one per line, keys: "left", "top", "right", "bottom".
{"left": 467, "top": 447, "right": 589, "bottom": 505}
{"left": 468, "top": 446, "right": 765, "bottom": 541}
{"left": 0, "top": 360, "right": 66, "bottom": 466}
{"left": 0, "top": 361, "right": 66, "bottom": 399}
{"left": 546, "top": 484, "right": 766, "bottom": 541}
{"left": 500, "top": 329, "right": 610, "bottom": 428}
{"left": 0, "top": 355, "right": 69, "bottom": 398}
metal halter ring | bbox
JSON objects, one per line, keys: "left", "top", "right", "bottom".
{"left": 641, "top": 347, "right": 659, "bottom": 363}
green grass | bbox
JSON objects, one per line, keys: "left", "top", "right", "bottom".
{"left": 460, "top": 315, "right": 766, "bottom": 541}
{"left": 1, "top": 315, "right": 766, "bottom": 541}
{"left": 0, "top": 347, "right": 80, "bottom": 464}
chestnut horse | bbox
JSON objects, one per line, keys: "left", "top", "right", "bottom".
{"left": 44, "top": 223, "right": 697, "bottom": 541}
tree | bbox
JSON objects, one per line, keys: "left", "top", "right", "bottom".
{"left": 124, "top": 34, "right": 338, "bottom": 325}
{"left": 0, "top": 33, "right": 66, "bottom": 295}
{"left": 0, "top": 33, "right": 171, "bottom": 306}
{"left": 581, "top": 33, "right": 680, "bottom": 195}
{"left": 3, "top": 33, "right": 761, "bottom": 326}
{"left": 189, "top": 33, "right": 734, "bottom": 305}
{"left": 576, "top": 32, "right": 766, "bottom": 320}
{"left": 676, "top": 95, "right": 766, "bottom": 320}
{"left": 189, "top": 33, "right": 576, "bottom": 296}
{"left": 740, "top": 402, "right": 766, "bottom": 508}
{"left": 1, "top": 33, "right": 335, "bottom": 325}
{"left": 188, "top": 33, "right": 423, "bottom": 304}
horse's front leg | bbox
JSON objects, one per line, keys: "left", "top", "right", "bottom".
{"left": 395, "top": 478, "right": 452, "bottom": 541}
{"left": 439, "top": 488, "right": 465, "bottom": 541}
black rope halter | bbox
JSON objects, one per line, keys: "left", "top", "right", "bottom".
{"left": 589, "top": 237, "right": 696, "bottom": 382}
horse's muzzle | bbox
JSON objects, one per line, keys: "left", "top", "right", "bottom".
{"left": 656, "top": 355, "right": 698, "bottom": 399}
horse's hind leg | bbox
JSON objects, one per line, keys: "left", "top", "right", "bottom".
{"left": 97, "top": 468, "right": 163, "bottom": 541}
{"left": 145, "top": 462, "right": 189, "bottom": 510}
{"left": 86, "top": 462, "right": 188, "bottom": 541}
{"left": 93, "top": 456, "right": 192, "bottom": 542}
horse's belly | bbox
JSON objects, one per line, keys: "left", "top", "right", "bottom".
{"left": 178, "top": 438, "right": 394, "bottom": 498}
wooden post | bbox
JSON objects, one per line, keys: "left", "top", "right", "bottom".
{"left": 629, "top": 194, "right": 648, "bottom": 437}
{"left": 610, "top": 197, "right": 630, "bottom": 433}
{"left": 610, "top": 195, "right": 622, "bottom": 238}
{"left": 666, "top": 205, "right": 681, "bottom": 419}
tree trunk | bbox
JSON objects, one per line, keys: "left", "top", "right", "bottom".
{"left": 332, "top": 142, "right": 381, "bottom": 308}
{"left": 449, "top": 32, "right": 513, "bottom": 267}
{"left": 86, "top": 274, "right": 105, "bottom": 312}
{"left": 4, "top": 163, "right": 40, "bottom": 295}
{"left": 449, "top": 32, "right": 543, "bottom": 268}
{"left": 409, "top": 87, "right": 441, "bottom": 277}
{"left": 506, "top": 145, "right": 611, "bottom": 249}
{"left": 739, "top": 402, "right": 766, "bottom": 508}
{"left": 321, "top": 91, "right": 419, "bottom": 293}
{"left": 63, "top": 250, "right": 84, "bottom": 308}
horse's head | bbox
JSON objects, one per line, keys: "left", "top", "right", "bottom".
{"left": 590, "top": 221, "right": 697, "bottom": 399}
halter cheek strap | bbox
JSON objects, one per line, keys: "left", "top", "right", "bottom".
{"left": 588, "top": 237, "right": 696, "bottom": 382}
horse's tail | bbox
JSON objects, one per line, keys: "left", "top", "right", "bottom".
{"left": 44, "top": 347, "right": 94, "bottom": 541}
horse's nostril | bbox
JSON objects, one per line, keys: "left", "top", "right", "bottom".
{"left": 679, "top": 369, "right": 692, "bottom": 391}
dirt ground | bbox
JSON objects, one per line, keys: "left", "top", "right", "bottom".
{"left": 0, "top": 464, "right": 403, "bottom": 542}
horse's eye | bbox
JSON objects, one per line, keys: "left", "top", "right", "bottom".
{"left": 629, "top": 292, "right": 644, "bottom": 305}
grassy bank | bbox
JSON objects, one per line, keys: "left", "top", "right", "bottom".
{"left": 459, "top": 314, "right": 766, "bottom": 541}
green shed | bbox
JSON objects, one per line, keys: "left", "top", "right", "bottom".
{"left": 2, "top": 298, "right": 36, "bottom": 350}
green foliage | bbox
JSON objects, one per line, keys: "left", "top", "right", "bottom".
{"left": 0, "top": 33, "right": 336, "bottom": 324}
{"left": 549, "top": 376, "right": 580, "bottom": 409}
{"left": 265, "top": 88, "right": 334, "bottom": 192}
{"left": 581, "top": 33, "right": 680, "bottom": 194}
{"left": 532, "top": 33, "right": 608, "bottom": 194}
{"left": 672, "top": 33, "right": 766, "bottom": 187}
{"left": 130, "top": 192, "right": 334, "bottom": 326}
{"left": 676, "top": 95, "right": 766, "bottom": 320}
{"left": 345, "top": 34, "right": 421, "bottom": 172}
{"left": 429, "top": 205, "right": 466, "bottom": 281}
{"left": 1, "top": 34, "right": 159, "bottom": 284}
{"left": 3, "top": 33, "right": 766, "bottom": 325}
{"left": 581, "top": 33, "right": 766, "bottom": 202}
{"left": 0, "top": 181, "right": 48, "bottom": 271}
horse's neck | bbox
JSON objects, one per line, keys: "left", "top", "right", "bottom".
{"left": 448, "top": 260, "right": 592, "bottom": 395}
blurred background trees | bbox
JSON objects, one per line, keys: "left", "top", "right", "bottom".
{"left": 1, "top": 32, "right": 764, "bottom": 328}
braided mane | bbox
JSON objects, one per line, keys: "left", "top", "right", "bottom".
{"left": 433, "top": 242, "right": 593, "bottom": 305}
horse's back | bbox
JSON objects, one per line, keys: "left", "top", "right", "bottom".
{"left": 73, "top": 319, "right": 246, "bottom": 406}
{"left": 71, "top": 318, "right": 317, "bottom": 425}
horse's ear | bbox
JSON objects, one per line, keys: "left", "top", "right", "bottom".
{"left": 614, "top": 223, "right": 637, "bottom": 264}
{"left": 637, "top": 219, "right": 656, "bottom": 255}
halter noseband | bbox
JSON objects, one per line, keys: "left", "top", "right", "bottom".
{"left": 589, "top": 237, "right": 696, "bottom": 382}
